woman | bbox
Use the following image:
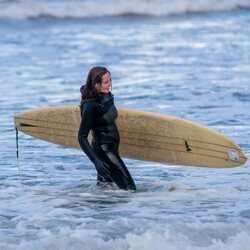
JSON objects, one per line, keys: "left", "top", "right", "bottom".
{"left": 78, "top": 66, "right": 136, "bottom": 190}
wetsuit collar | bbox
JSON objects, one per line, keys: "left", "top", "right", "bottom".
{"left": 98, "top": 92, "right": 113, "bottom": 104}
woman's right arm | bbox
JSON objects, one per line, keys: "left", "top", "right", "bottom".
{"left": 78, "top": 101, "right": 110, "bottom": 176}
{"left": 78, "top": 101, "right": 97, "bottom": 163}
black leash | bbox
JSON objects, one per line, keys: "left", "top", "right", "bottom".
{"left": 16, "top": 127, "right": 19, "bottom": 158}
{"left": 15, "top": 127, "right": 23, "bottom": 186}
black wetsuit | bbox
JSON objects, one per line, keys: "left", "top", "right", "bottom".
{"left": 78, "top": 92, "right": 136, "bottom": 190}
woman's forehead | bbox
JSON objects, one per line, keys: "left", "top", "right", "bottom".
{"left": 102, "top": 72, "right": 111, "bottom": 80}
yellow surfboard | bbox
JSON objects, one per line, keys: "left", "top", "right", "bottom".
{"left": 14, "top": 106, "right": 247, "bottom": 168}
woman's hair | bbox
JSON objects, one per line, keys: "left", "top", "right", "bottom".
{"left": 79, "top": 66, "right": 110, "bottom": 111}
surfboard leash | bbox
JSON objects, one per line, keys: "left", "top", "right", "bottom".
{"left": 16, "top": 127, "right": 19, "bottom": 158}
{"left": 15, "top": 127, "right": 24, "bottom": 186}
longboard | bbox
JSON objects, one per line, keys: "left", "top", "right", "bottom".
{"left": 14, "top": 106, "right": 247, "bottom": 168}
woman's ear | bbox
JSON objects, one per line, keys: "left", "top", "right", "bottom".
{"left": 95, "top": 83, "right": 101, "bottom": 92}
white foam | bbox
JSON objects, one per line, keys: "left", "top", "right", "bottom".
{"left": 0, "top": 0, "right": 249, "bottom": 20}
{"left": 1, "top": 221, "right": 250, "bottom": 250}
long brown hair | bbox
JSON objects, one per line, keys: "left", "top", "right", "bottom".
{"left": 79, "top": 66, "right": 110, "bottom": 111}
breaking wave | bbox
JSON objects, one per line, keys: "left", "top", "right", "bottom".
{"left": 0, "top": 0, "right": 250, "bottom": 20}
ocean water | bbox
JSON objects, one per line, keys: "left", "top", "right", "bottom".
{"left": 1, "top": 0, "right": 250, "bottom": 249}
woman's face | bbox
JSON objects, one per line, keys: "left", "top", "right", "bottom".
{"left": 96, "top": 72, "right": 112, "bottom": 93}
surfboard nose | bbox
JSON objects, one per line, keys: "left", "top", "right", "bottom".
{"left": 227, "top": 143, "right": 248, "bottom": 166}
{"left": 240, "top": 149, "right": 248, "bottom": 164}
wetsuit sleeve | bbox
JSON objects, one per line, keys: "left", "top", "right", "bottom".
{"left": 78, "top": 101, "right": 99, "bottom": 163}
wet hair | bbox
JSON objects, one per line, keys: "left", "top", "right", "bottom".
{"left": 79, "top": 66, "right": 110, "bottom": 112}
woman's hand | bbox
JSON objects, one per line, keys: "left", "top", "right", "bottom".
{"left": 94, "top": 159, "right": 110, "bottom": 177}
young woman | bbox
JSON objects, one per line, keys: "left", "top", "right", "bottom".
{"left": 78, "top": 66, "right": 136, "bottom": 190}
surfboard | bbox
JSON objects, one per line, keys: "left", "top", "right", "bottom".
{"left": 14, "top": 106, "right": 247, "bottom": 168}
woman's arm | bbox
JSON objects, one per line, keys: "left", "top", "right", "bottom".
{"left": 78, "top": 101, "right": 110, "bottom": 176}
{"left": 78, "top": 101, "right": 97, "bottom": 163}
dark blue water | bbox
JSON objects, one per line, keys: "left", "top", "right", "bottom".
{"left": 0, "top": 1, "right": 250, "bottom": 249}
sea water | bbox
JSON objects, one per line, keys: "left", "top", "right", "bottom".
{"left": 0, "top": 0, "right": 250, "bottom": 249}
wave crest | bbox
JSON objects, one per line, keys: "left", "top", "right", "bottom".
{"left": 0, "top": 0, "right": 250, "bottom": 20}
